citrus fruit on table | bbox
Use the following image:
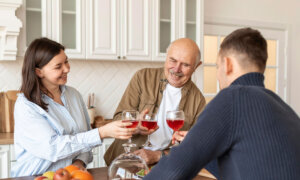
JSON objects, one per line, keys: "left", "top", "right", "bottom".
{"left": 64, "top": 165, "right": 80, "bottom": 175}
{"left": 71, "top": 170, "right": 94, "bottom": 180}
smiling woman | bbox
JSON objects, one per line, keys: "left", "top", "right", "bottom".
{"left": 11, "top": 38, "right": 137, "bottom": 177}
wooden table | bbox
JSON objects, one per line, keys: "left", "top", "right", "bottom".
{"left": 2, "top": 167, "right": 215, "bottom": 180}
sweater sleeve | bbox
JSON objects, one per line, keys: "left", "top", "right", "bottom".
{"left": 144, "top": 89, "right": 234, "bottom": 180}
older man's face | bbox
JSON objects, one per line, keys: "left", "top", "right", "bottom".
{"left": 164, "top": 45, "right": 197, "bottom": 88}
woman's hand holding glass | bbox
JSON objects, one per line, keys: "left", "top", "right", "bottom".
{"left": 98, "top": 119, "right": 137, "bottom": 139}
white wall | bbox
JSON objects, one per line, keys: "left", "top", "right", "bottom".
{"left": 0, "top": 59, "right": 163, "bottom": 118}
{"left": 204, "top": 0, "right": 300, "bottom": 115}
{"left": 1, "top": 0, "right": 299, "bottom": 118}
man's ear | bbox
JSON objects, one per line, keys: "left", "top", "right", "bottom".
{"left": 194, "top": 61, "right": 202, "bottom": 70}
{"left": 35, "top": 68, "right": 43, "bottom": 78}
{"left": 224, "top": 56, "right": 233, "bottom": 75}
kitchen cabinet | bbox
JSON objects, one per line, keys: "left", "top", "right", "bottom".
{"left": 0, "top": 145, "right": 10, "bottom": 179}
{"left": 86, "top": 0, "right": 152, "bottom": 61}
{"left": 87, "top": 138, "right": 114, "bottom": 168}
{"left": 16, "top": 0, "right": 203, "bottom": 61}
{"left": 152, "top": 0, "right": 203, "bottom": 61}
{"left": 17, "top": 0, "right": 85, "bottom": 59}
{"left": 0, "top": 139, "right": 113, "bottom": 178}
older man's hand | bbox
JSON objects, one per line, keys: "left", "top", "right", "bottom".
{"left": 172, "top": 131, "right": 188, "bottom": 144}
{"left": 133, "top": 149, "right": 161, "bottom": 165}
{"left": 134, "top": 109, "right": 159, "bottom": 135}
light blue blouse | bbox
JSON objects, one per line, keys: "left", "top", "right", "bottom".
{"left": 11, "top": 86, "right": 101, "bottom": 177}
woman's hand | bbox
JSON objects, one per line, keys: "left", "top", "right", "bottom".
{"left": 172, "top": 131, "right": 188, "bottom": 144}
{"left": 72, "top": 159, "right": 86, "bottom": 170}
{"left": 98, "top": 120, "right": 136, "bottom": 139}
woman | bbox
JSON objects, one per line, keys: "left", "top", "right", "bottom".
{"left": 11, "top": 38, "right": 136, "bottom": 177}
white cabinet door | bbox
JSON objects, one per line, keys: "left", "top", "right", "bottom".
{"left": 52, "top": 0, "right": 86, "bottom": 59}
{"left": 86, "top": 0, "right": 119, "bottom": 60}
{"left": 17, "top": 0, "right": 51, "bottom": 57}
{"left": 87, "top": 146, "right": 99, "bottom": 169}
{"left": 152, "top": 0, "right": 203, "bottom": 62}
{"left": 121, "top": 0, "right": 152, "bottom": 61}
{"left": 0, "top": 145, "right": 10, "bottom": 179}
{"left": 98, "top": 138, "right": 114, "bottom": 167}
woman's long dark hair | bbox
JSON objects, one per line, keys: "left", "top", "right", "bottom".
{"left": 21, "top": 38, "right": 65, "bottom": 111}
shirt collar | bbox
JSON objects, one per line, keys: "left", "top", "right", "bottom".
{"left": 231, "top": 72, "right": 265, "bottom": 87}
{"left": 41, "top": 85, "right": 66, "bottom": 99}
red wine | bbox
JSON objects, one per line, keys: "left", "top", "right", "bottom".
{"left": 124, "top": 120, "right": 139, "bottom": 128}
{"left": 166, "top": 119, "right": 184, "bottom": 131}
{"left": 141, "top": 121, "right": 157, "bottom": 130}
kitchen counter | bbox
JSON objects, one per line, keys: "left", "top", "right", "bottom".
{"left": 1, "top": 167, "right": 215, "bottom": 180}
{"left": 0, "top": 133, "right": 14, "bottom": 145}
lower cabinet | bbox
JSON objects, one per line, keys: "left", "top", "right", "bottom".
{"left": 87, "top": 138, "right": 114, "bottom": 168}
{"left": 0, "top": 138, "right": 114, "bottom": 178}
{"left": 0, "top": 145, "right": 10, "bottom": 179}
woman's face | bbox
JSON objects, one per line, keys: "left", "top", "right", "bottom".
{"left": 36, "top": 50, "right": 70, "bottom": 89}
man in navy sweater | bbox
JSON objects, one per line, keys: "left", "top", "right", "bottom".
{"left": 144, "top": 28, "right": 300, "bottom": 180}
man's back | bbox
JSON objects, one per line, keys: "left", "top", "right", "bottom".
{"left": 220, "top": 74, "right": 300, "bottom": 179}
{"left": 144, "top": 73, "right": 300, "bottom": 180}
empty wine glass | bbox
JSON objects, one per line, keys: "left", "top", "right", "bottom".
{"left": 141, "top": 114, "right": 158, "bottom": 147}
{"left": 166, "top": 110, "right": 185, "bottom": 147}
{"left": 108, "top": 148, "right": 149, "bottom": 180}
{"left": 122, "top": 110, "right": 139, "bottom": 149}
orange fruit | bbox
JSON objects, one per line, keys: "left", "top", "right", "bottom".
{"left": 64, "top": 165, "right": 80, "bottom": 175}
{"left": 71, "top": 170, "right": 94, "bottom": 180}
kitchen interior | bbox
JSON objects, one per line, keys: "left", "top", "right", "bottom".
{"left": 1, "top": 0, "right": 300, "bottom": 179}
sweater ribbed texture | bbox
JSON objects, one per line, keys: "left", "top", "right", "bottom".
{"left": 144, "top": 73, "right": 300, "bottom": 180}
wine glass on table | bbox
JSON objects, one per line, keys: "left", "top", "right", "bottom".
{"left": 108, "top": 110, "right": 149, "bottom": 180}
{"left": 166, "top": 110, "right": 185, "bottom": 147}
{"left": 142, "top": 114, "right": 158, "bottom": 147}
{"left": 122, "top": 110, "right": 139, "bottom": 150}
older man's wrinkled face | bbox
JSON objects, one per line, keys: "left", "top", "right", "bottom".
{"left": 164, "top": 45, "right": 197, "bottom": 88}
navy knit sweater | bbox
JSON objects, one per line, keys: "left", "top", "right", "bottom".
{"left": 144, "top": 73, "right": 300, "bottom": 180}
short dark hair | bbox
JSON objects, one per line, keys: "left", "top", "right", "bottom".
{"left": 21, "top": 38, "right": 65, "bottom": 111}
{"left": 220, "top": 27, "right": 268, "bottom": 71}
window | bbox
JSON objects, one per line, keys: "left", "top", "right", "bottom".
{"left": 199, "top": 22, "right": 287, "bottom": 104}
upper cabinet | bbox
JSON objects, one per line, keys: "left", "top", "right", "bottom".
{"left": 17, "top": 0, "right": 85, "bottom": 59}
{"left": 16, "top": 0, "right": 203, "bottom": 61}
{"left": 152, "top": 0, "right": 203, "bottom": 61}
{"left": 0, "top": 0, "right": 22, "bottom": 61}
{"left": 86, "top": 0, "right": 151, "bottom": 61}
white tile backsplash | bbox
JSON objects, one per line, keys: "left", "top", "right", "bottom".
{"left": 0, "top": 59, "right": 163, "bottom": 118}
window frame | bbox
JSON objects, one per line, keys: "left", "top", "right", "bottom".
{"left": 192, "top": 17, "right": 288, "bottom": 103}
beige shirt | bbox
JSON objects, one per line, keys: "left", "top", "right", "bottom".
{"left": 104, "top": 67, "right": 206, "bottom": 165}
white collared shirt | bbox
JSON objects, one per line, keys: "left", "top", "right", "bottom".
{"left": 146, "top": 84, "right": 182, "bottom": 151}
{"left": 11, "top": 85, "right": 101, "bottom": 177}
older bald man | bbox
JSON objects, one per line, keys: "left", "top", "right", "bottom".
{"left": 104, "top": 38, "right": 206, "bottom": 166}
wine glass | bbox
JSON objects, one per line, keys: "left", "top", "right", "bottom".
{"left": 142, "top": 114, "right": 158, "bottom": 147}
{"left": 108, "top": 149, "right": 149, "bottom": 179}
{"left": 122, "top": 110, "right": 139, "bottom": 149}
{"left": 109, "top": 110, "right": 149, "bottom": 180}
{"left": 166, "top": 110, "right": 185, "bottom": 147}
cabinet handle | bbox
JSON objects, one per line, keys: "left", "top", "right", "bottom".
{"left": 117, "top": 56, "right": 121, "bottom": 59}
{"left": 122, "top": 56, "right": 126, "bottom": 59}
